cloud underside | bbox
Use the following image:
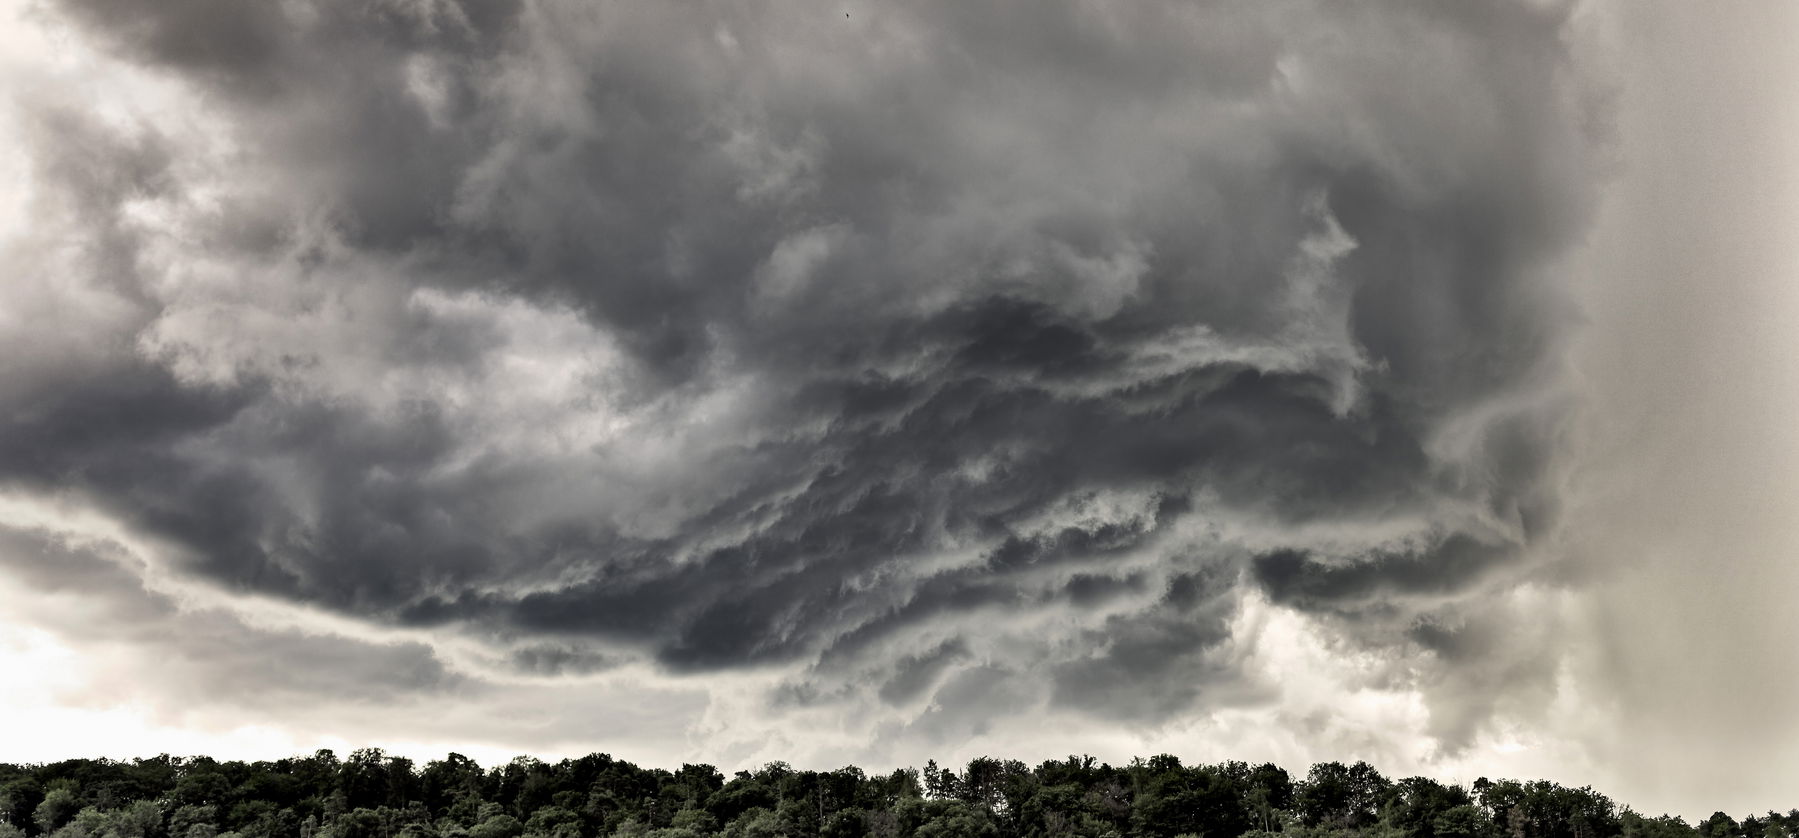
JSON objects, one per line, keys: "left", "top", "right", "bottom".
{"left": 0, "top": 0, "right": 1601, "bottom": 756}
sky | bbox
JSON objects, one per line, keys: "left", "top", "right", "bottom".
{"left": 0, "top": 0, "right": 1795, "bottom": 822}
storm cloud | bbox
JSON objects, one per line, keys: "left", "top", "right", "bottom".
{"left": 2, "top": 0, "right": 1614, "bottom": 768}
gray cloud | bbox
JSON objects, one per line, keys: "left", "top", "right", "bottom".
{"left": 0, "top": 523, "right": 464, "bottom": 708}
{"left": 1, "top": 0, "right": 1606, "bottom": 757}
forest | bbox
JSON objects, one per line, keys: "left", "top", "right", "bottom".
{"left": 0, "top": 750, "right": 1788, "bottom": 838}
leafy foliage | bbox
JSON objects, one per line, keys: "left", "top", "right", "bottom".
{"left": 0, "top": 753, "right": 1782, "bottom": 838}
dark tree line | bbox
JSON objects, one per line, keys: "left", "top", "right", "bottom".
{"left": 0, "top": 751, "right": 1788, "bottom": 838}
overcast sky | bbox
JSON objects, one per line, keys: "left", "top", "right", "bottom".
{"left": 1, "top": 0, "right": 1795, "bottom": 822}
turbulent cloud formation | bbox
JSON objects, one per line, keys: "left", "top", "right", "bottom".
{"left": 2, "top": 0, "right": 1612, "bottom": 768}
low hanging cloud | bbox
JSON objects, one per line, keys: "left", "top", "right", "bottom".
{"left": 0, "top": 0, "right": 1606, "bottom": 758}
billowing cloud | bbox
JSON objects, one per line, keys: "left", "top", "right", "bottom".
{"left": 0, "top": 0, "right": 1618, "bottom": 780}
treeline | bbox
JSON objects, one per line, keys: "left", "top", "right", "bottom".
{"left": 0, "top": 751, "right": 1789, "bottom": 838}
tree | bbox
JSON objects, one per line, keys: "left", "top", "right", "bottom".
{"left": 112, "top": 800, "right": 166, "bottom": 838}
{"left": 1245, "top": 763, "right": 1295, "bottom": 833}
{"left": 521, "top": 806, "right": 580, "bottom": 838}
{"left": 1, "top": 778, "right": 44, "bottom": 833}
{"left": 1435, "top": 805, "right": 1493, "bottom": 838}
{"left": 1299, "top": 762, "right": 1390, "bottom": 830}
{"left": 0, "top": 749, "right": 1777, "bottom": 838}
{"left": 668, "top": 808, "right": 716, "bottom": 835}
{"left": 1622, "top": 810, "right": 1698, "bottom": 838}
{"left": 718, "top": 808, "right": 780, "bottom": 838}
{"left": 913, "top": 800, "right": 999, "bottom": 838}
{"left": 34, "top": 788, "right": 79, "bottom": 835}
{"left": 1383, "top": 777, "right": 1475, "bottom": 838}
{"left": 922, "top": 762, "right": 961, "bottom": 802}
{"left": 1705, "top": 814, "right": 1745, "bottom": 838}
{"left": 465, "top": 815, "right": 521, "bottom": 838}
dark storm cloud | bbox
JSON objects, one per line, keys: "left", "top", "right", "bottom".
{"left": 1253, "top": 536, "right": 1519, "bottom": 613}
{"left": 877, "top": 640, "right": 969, "bottom": 707}
{"left": 2, "top": 0, "right": 1604, "bottom": 742}
{"left": 1048, "top": 571, "right": 1241, "bottom": 723}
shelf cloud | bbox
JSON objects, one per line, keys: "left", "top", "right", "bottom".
{"left": 4, "top": 0, "right": 1794, "bottom": 819}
